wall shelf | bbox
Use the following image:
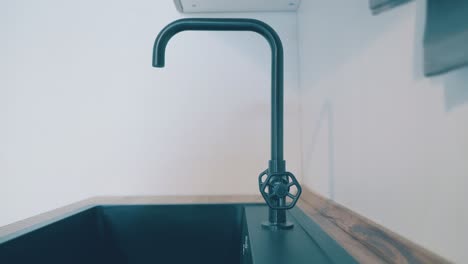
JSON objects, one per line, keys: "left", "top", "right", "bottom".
{"left": 174, "top": 0, "right": 301, "bottom": 13}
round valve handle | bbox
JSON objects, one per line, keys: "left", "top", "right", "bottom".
{"left": 258, "top": 170, "right": 302, "bottom": 210}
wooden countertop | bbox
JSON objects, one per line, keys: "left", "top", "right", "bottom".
{"left": 0, "top": 188, "right": 450, "bottom": 264}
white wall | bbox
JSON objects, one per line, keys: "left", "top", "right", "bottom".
{"left": 297, "top": 0, "right": 468, "bottom": 262}
{"left": 0, "top": 1, "right": 300, "bottom": 227}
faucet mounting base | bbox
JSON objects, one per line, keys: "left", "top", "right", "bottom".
{"left": 261, "top": 221, "right": 294, "bottom": 230}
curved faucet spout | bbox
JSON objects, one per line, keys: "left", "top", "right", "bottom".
{"left": 152, "top": 18, "right": 300, "bottom": 229}
{"left": 152, "top": 18, "right": 285, "bottom": 165}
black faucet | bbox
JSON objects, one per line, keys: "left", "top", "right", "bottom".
{"left": 152, "top": 18, "right": 302, "bottom": 230}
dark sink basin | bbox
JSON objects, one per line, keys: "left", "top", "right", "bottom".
{"left": 0, "top": 204, "right": 245, "bottom": 264}
{"left": 0, "top": 204, "right": 357, "bottom": 264}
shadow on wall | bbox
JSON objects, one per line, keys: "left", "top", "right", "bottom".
{"left": 303, "top": 100, "right": 335, "bottom": 199}
{"left": 443, "top": 67, "right": 468, "bottom": 112}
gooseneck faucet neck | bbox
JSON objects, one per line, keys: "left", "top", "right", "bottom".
{"left": 153, "top": 18, "right": 301, "bottom": 230}
{"left": 152, "top": 18, "right": 284, "bottom": 164}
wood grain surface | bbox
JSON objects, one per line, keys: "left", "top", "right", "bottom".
{"left": 297, "top": 188, "right": 451, "bottom": 264}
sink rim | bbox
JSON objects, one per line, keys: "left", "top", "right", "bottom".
{"left": 0, "top": 202, "right": 265, "bottom": 244}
